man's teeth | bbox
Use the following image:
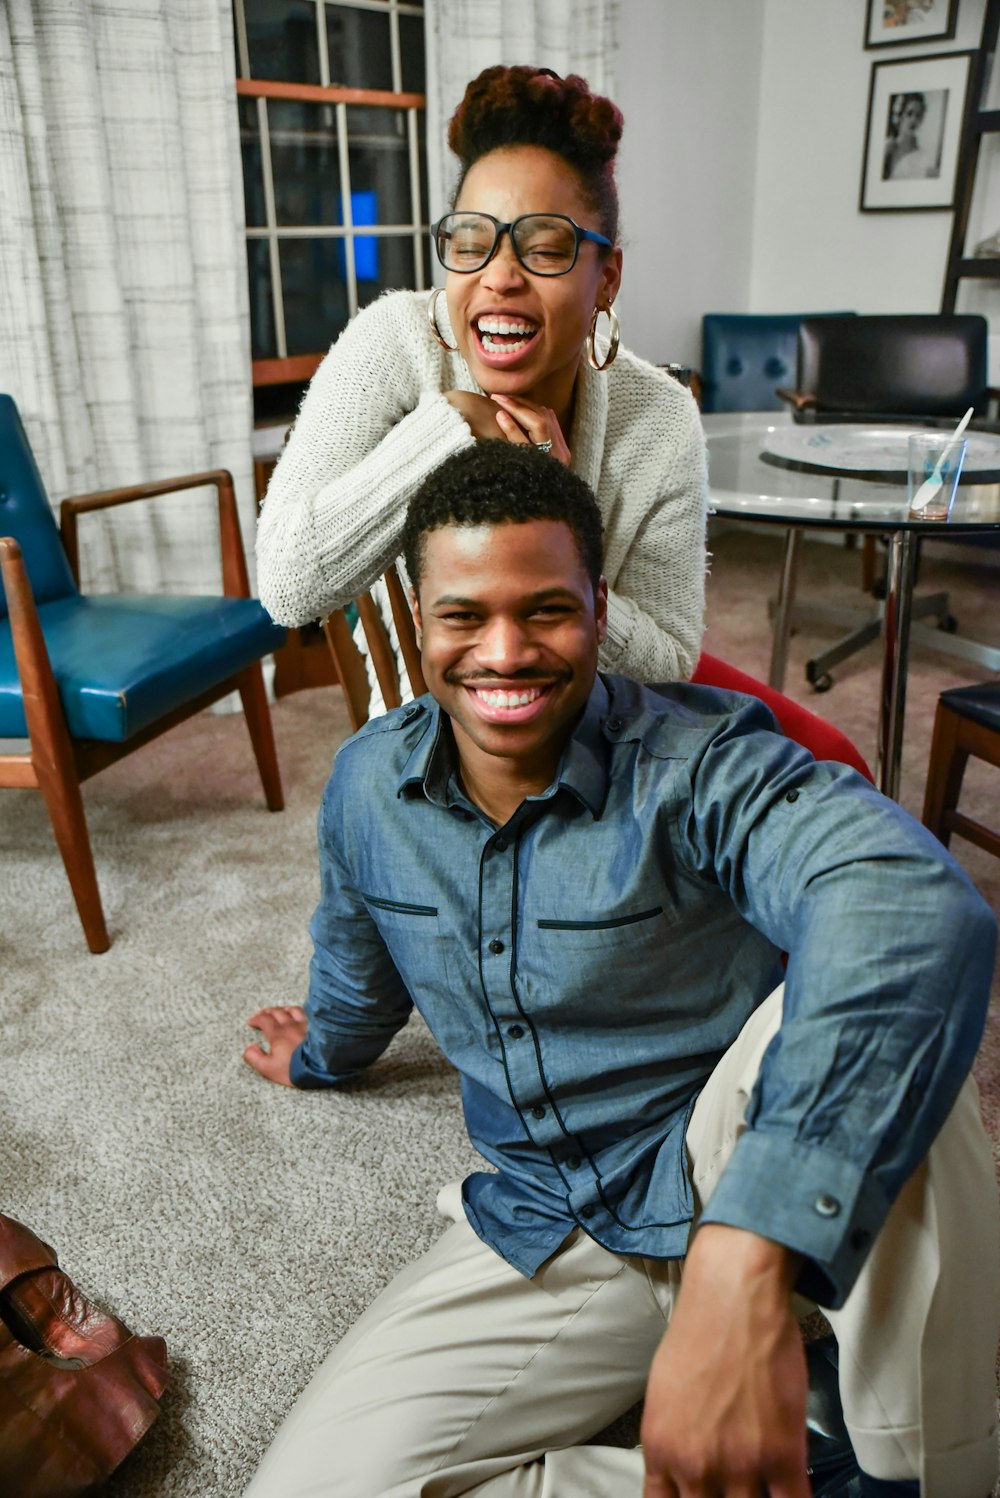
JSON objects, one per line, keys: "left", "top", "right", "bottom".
{"left": 473, "top": 686, "right": 543, "bottom": 708}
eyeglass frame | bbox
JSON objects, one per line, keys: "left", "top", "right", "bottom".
{"left": 431, "top": 211, "right": 613, "bottom": 278}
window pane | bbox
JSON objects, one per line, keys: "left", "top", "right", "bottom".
{"left": 239, "top": 97, "right": 267, "bottom": 227}
{"left": 356, "top": 236, "right": 419, "bottom": 310}
{"left": 280, "top": 239, "right": 350, "bottom": 355}
{"left": 326, "top": 5, "right": 392, "bottom": 91}
{"left": 417, "top": 111, "right": 429, "bottom": 224}
{"left": 268, "top": 99, "right": 342, "bottom": 227}
{"left": 243, "top": 0, "right": 319, "bottom": 83}
{"left": 399, "top": 14, "right": 425, "bottom": 95}
{"left": 247, "top": 239, "right": 277, "bottom": 359}
{"left": 347, "top": 106, "right": 412, "bottom": 225}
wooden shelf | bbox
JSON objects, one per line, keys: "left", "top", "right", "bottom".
{"left": 955, "top": 258, "right": 1000, "bottom": 279}
{"left": 942, "top": 1, "right": 1000, "bottom": 311}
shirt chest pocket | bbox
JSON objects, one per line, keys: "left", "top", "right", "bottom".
{"left": 361, "top": 892, "right": 462, "bottom": 1015}
{"left": 535, "top": 905, "right": 665, "bottom": 951}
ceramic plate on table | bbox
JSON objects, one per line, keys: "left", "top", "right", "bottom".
{"left": 760, "top": 425, "right": 1000, "bottom": 484}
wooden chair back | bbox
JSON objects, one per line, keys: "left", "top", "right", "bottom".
{"left": 323, "top": 565, "right": 426, "bottom": 731}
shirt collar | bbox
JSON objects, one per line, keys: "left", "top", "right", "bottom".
{"left": 396, "top": 677, "right": 612, "bottom": 820}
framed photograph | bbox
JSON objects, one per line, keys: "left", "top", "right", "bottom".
{"left": 864, "top": 0, "right": 958, "bottom": 49}
{"left": 860, "top": 51, "right": 973, "bottom": 211}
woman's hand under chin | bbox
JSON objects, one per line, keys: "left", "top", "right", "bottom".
{"left": 443, "top": 389, "right": 570, "bottom": 467}
{"left": 490, "top": 393, "right": 571, "bottom": 467}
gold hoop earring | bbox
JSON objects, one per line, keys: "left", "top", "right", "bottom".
{"left": 427, "top": 287, "right": 458, "bottom": 352}
{"left": 585, "top": 304, "right": 620, "bottom": 372}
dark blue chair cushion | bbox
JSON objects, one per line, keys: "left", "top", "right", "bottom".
{"left": 701, "top": 313, "right": 854, "bottom": 414}
{"left": 0, "top": 396, "right": 78, "bottom": 616}
{"left": 0, "top": 595, "right": 286, "bottom": 740}
{"left": 939, "top": 681, "right": 1000, "bottom": 733}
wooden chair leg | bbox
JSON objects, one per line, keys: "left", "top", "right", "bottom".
{"left": 33, "top": 755, "right": 111, "bottom": 954}
{"left": 237, "top": 663, "right": 284, "bottom": 811}
{"left": 922, "top": 702, "right": 967, "bottom": 848}
{"left": 1, "top": 537, "right": 110, "bottom": 952}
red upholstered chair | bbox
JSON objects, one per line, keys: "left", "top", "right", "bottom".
{"left": 692, "top": 652, "right": 874, "bottom": 782}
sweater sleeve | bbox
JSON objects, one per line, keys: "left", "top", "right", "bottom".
{"left": 596, "top": 367, "right": 708, "bottom": 684}
{"left": 255, "top": 292, "right": 476, "bottom": 626}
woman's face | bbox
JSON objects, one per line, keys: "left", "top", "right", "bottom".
{"left": 444, "top": 146, "right": 622, "bottom": 417}
{"left": 899, "top": 99, "right": 924, "bottom": 140}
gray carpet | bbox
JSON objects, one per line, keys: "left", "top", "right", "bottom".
{"left": 0, "top": 524, "right": 997, "bottom": 1496}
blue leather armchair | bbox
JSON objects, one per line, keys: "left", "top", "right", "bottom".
{"left": 700, "top": 313, "right": 855, "bottom": 413}
{"left": 0, "top": 395, "right": 286, "bottom": 951}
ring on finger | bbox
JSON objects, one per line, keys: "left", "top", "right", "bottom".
{"left": 534, "top": 439, "right": 554, "bottom": 454}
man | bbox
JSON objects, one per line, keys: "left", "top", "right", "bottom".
{"left": 244, "top": 443, "right": 1000, "bottom": 1498}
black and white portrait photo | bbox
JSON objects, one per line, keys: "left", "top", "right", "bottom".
{"left": 882, "top": 88, "right": 947, "bottom": 180}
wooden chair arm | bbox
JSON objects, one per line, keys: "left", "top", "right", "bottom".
{"left": 59, "top": 469, "right": 250, "bottom": 599}
{"left": 774, "top": 387, "right": 817, "bottom": 412}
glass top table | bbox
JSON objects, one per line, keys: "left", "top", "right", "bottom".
{"left": 703, "top": 412, "right": 1000, "bottom": 798}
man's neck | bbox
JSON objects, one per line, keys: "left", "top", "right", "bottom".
{"left": 450, "top": 729, "right": 562, "bottom": 827}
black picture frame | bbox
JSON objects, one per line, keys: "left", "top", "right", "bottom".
{"left": 865, "top": 0, "right": 959, "bottom": 49}
{"left": 859, "top": 50, "right": 973, "bottom": 212}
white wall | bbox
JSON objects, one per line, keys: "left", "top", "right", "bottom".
{"left": 751, "top": 0, "right": 986, "bottom": 313}
{"left": 615, "top": 0, "right": 766, "bottom": 367}
{"left": 614, "top": 0, "right": 991, "bottom": 371}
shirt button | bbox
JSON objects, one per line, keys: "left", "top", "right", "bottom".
{"left": 494, "top": 837, "right": 508, "bottom": 852}
{"left": 507, "top": 1024, "right": 525, "bottom": 1039}
{"left": 580, "top": 1204, "right": 596, "bottom": 1219}
{"left": 488, "top": 938, "right": 505, "bottom": 954}
{"left": 531, "top": 1106, "right": 545, "bottom": 1120}
{"left": 566, "top": 1155, "right": 581, "bottom": 1170}
{"left": 786, "top": 789, "right": 800, "bottom": 803}
{"left": 814, "top": 1193, "right": 840, "bottom": 1218}
{"left": 606, "top": 717, "right": 622, "bottom": 733}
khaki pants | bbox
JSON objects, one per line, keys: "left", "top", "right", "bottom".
{"left": 245, "top": 988, "right": 1000, "bottom": 1498}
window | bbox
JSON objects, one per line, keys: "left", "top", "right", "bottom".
{"left": 233, "top": 0, "right": 428, "bottom": 416}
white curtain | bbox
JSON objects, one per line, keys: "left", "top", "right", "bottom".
{"left": 0, "top": 0, "right": 255, "bottom": 597}
{"left": 424, "top": 0, "right": 620, "bottom": 240}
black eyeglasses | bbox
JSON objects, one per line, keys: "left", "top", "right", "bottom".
{"left": 432, "top": 212, "right": 612, "bottom": 277}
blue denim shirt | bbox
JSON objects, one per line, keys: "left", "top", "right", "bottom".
{"left": 293, "top": 676, "right": 995, "bottom": 1307}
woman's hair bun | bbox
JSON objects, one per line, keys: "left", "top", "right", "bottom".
{"left": 448, "top": 65, "right": 623, "bottom": 178}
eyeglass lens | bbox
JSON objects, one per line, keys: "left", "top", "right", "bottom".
{"left": 436, "top": 214, "right": 581, "bottom": 275}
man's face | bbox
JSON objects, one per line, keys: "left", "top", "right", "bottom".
{"left": 412, "top": 519, "right": 607, "bottom": 785}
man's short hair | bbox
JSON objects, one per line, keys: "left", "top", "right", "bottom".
{"left": 401, "top": 443, "right": 605, "bottom": 594}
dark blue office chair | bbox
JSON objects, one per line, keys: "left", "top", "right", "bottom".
{"left": 700, "top": 313, "right": 854, "bottom": 413}
{"left": 0, "top": 394, "right": 286, "bottom": 952}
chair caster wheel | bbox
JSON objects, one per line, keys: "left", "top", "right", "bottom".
{"left": 808, "top": 670, "right": 834, "bottom": 693}
{"left": 938, "top": 614, "right": 958, "bottom": 634}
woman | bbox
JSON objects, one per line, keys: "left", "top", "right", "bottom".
{"left": 257, "top": 65, "right": 707, "bottom": 686}
{"left": 883, "top": 93, "right": 936, "bottom": 181}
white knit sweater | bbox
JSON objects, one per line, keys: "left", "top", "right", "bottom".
{"left": 256, "top": 289, "right": 708, "bottom": 683}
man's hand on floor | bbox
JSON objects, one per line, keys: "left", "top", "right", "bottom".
{"left": 640, "top": 1223, "right": 811, "bottom": 1498}
{"left": 244, "top": 1005, "right": 308, "bottom": 1087}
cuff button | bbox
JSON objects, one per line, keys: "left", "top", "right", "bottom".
{"left": 814, "top": 1193, "right": 841, "bottom": 1217}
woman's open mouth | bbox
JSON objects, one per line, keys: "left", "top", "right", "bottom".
{"left": 474, "top": 317, "right": 539, "bottom": 357}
